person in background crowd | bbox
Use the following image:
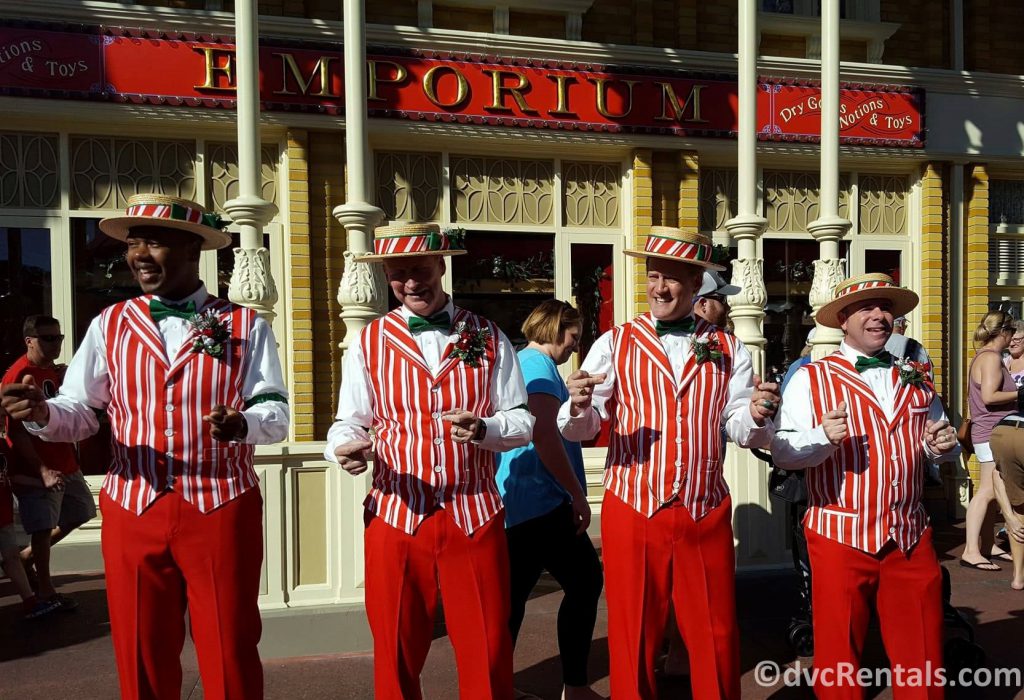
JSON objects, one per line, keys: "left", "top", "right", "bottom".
{"left": 693, "top": 270, "right": 740, "bottom": 329}
{"left": 893, "top": 316, "right": 909, "bottom": 335}
{"left": 962, "top": 310, "right": 1018, "bottom": 571}
{"left": 325, "top": 222, "right": 533, "bottom": 700}
{"left": 772, "top": 273, "right": 960, "bottom": 700}
{"left": 559, "top": 226, "right": 779, "bottom": 700}
{"left": 782, "top": 328, "right": 816, "bottom": 392}
{"left": 2, "top": 315, "right": 95, "bottom": 612}
{"left": 1, "top": 194, "right": 290, "bottom": 700}
{"left": 1004, "top": 321, "right": 1024, "bottom": 388}
{"left": 0, "top": 405, "right": 60, "bottom": 619}
{"left": 497, "top": 299, "right": 603, "bottom": 700}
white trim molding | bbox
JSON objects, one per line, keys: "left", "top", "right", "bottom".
{"left": 759, "top": 11, "right": 900, "bottom": 64}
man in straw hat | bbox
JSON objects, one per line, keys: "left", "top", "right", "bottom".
{"left": 1, "top": 194, "right": 289, "bottom": 699}
{"left": 771, "top": 273, "right": 960, "bottom": 699}
{"left": 558, "top": 226, "right": 781, "bottom": 699}
{"left": 324, "top": 222, "right": 534, "bottom": 700}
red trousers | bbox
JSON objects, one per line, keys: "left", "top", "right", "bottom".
{"left": 806, "top": 527, "right": 945, "bottom": 700}
{"left": 364, "top": 508, "right": 514, "bottom": 700}
{"left": 100, "top": 487, "right": 264, "bottom": 700}
{"left": 601, "top": 492, "right": 740, "bottom": 700}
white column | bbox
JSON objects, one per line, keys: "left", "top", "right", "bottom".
{"left": 225, "top": 0, "right": 279, "bottom": 322}
{"left": 807, "top": 0, "right": 852, "bottom": 359}
{"left": 725, "top": 0, "right": 769, "bottom": 377}
{"left": 333, "top": 0, "right": 387, "bottom": 352}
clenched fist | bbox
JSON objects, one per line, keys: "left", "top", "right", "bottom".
{"left": 1, "top": 376, "right": 49, "bottom": 424}
{"left": 334, "top": 439, "right": 372, "bottom": 475}
{"left": 822, "top": 401, "right": 849, "bottom": 445}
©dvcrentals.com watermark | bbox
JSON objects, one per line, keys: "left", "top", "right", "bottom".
{"left": 754, "top": 661, "right": 1022, "bottom": 690}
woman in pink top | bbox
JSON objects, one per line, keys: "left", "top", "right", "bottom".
{"left": 963, "top": 311, "right": 1018, "bottom": 570}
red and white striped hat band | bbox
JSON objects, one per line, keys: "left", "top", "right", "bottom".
{"left": 816, "top": 273, "right": 919, "bottom": 329}
{"left": 623, "top": 226, "right": 724, "bottom": 271}
{"left": 98, "top": 194, "right": 232, "bottom": 251}
{"left": 360, "top": 223, "right": 467, "bottom": 261}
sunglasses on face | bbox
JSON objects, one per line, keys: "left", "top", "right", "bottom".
{"left": 30, "top": 334, "right": 65, "bottom": 343}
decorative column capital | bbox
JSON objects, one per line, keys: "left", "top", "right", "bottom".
{"left": 333, "top": 201, "right": 388, "bottom": 350}
{"left": 724, "top": 213, "right": 769, "bottom": 239}
{"left": 807, "top": 215, "right": 852, "bottom": 241}
{"left": 724, "top": 214, "right": 769, "bottom": 353}
{"left": 809, "top": 257, "right": 847, "bottom": 359}
{"left": 224, "top": 193, "right": 278, "bottom": 230}
{"left": 224, "top": 194, "right": 279, "bottom": 321}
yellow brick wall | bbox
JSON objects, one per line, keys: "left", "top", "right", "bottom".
{"left": 632, "top": 150, "right": 653, "bottom": 312}
{"left": 652, "top": 151, "right": 679, "bottom": 228}
{"left": 918, "top": 163, "right": 947, "bottom": 396}
{"left": 678, "top": 152, "right": 700, "bottom": 231}
{"left": 964, "top": 164, "right": 990, "bottom": 486}
{"left": 759, "top": 34, "right": 806, "bottom": 60}
{"left": 881, "top": 0, "right": 949, "bottom": 69}
{"left": 285, "top": 129, "right": 316, "bottom": 441}
{"left": 306, "top": 131, "right": 348, "bottom": 440}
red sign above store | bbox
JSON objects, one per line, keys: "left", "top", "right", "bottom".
{"left": 0, "top": 24, "right": 924, "bottom": 147}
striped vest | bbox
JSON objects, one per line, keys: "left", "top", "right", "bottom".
{"left": 361, "top": 308, "right": 501, "bottom": 535}
{"left": 803, "top": 354, "right": 934, "bottom": 553}
{"left": 605, "top": 314, "right": 737, "bottom": 519}
{"left": 101, "top": 296, "right": 257, "bottom": 515}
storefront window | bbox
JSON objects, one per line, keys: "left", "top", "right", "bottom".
{"left": 0, "top": 226, "right": 52, "bottom": 371}
{"left": 452, "top": 232, "right": 555, "bottom": 347}
{"left": 763, "top": 238, "right": 849, "bottom": 379}
{"left": 71, "top": 219, "right": 137, "bottom": 348}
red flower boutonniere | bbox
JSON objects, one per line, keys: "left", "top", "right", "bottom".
{"left": 188, "top": 310, "right": 231, "bottom": 359}
{"left": 449, "top": 321, "right": 491, "bottom": 368}
{"left": 895, "top": 357, "right": 931, "bottom": 386}
{"left": 692, "top": 335, "right": 723, "bottom": 364}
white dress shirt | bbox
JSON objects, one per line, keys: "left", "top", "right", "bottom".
{"left": 325, "top": 298, "right": 533, "bottom": 458}
{"left": 772, "top": 341, "right": 959, "bottom": 470}
{"left": 557, "top": 318, "right": 772, "bottom": 448}
{"left": 28, "top": 284, "right": 289, "bottom": 445}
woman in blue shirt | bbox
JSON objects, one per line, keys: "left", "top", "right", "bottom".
{"left": 497, "top": 300, "right": 604, "bottom": 700}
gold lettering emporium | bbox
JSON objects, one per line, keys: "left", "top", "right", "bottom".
{"left": 588, "top": 77, "right": 637, "bottom": 119}
{"left": 273, "top": 53, "right": 339, "bottom": 97}
{"left": 547, "top": 74, "right": 577, "bottom": 116}
{"left": 193, "top": 47, "right": 236, "bottom": 91}
{"left": 422, "top": 65, "right": 470, "bottom": 109}
{"left": 481, "top": 69, "right": 539, "bottom": 114}
{"left": 366, "top": 60, "right": 409, "bottom": 101}
{"left": 656, "top": 83, "right": 709, "bottom": 123}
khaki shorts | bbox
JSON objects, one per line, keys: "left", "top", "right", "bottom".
{"left": 990, "top": 424, "right": 1024, "bottom": 509}
{"left": 14, "top": 470, "right": 97, "bottom": 535}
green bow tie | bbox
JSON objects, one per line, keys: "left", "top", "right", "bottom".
{"left": 854, "top": 351, "right": 893, "bottom": 373}
{"left": 149, "top": 299, "right": 197, "bottom": 321}
{"left": 408, "top": 311, "right": 451, "bottom": 334}
{"left": 655, "top": 317, "right": 697, "bottom": 337}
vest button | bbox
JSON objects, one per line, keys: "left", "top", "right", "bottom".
{"left": 164, "top": 428, "right": 174, "bottom": 437}
{"left": 891, "top": 479, "right": 899, "bottom": 486}
{"left": 889, "top": 526, "right": 896, "bottom": 534}
{"left": 431, "top": 386, "right": 440, "bottom": 392}
{"left": 166, "top": 404, "right": 175, "bottom": 412}
{"left": 672, "top": 480, "right": 682, "bottom": 489}
{"left": 165, "top": 451, "right": 173, "bottom": 458}
{"left": 675, "top": 437, "right": 682, "bottom": 444}
{"left": 433, "top": 465, "right": 442, "bottom": 473}
{"left": 432, "top": 412, "right": 440, "bottom": 419}
{"left": 433, "top": 438, "right": 442, "bottom": 445}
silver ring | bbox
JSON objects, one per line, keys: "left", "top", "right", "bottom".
{"left": 760, "top": 399, "right": 776, "bottom": 411}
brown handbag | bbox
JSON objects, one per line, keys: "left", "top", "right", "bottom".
{"left": 956, "top": 416, "right": 974, "bottom": 457}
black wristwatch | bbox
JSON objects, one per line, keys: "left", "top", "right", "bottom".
{"left": 473, "top": 420, "right": 487, "bottom": 442}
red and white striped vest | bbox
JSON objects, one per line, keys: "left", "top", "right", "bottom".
{"left": 101, "top": 296, "right": 257, "bottom": 515}
{"left": 361, "top": 308, "right": 501, "bottom": 535}
{"left": 604, "top": 314, "right": 737, "bottom": 519}
{"left": 803, "top": 353, "right": 934, "bottom": 553}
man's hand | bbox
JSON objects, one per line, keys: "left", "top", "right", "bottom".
{"left": 441, "top": 410, "right": 482, "bottom": 444}
{"left": 925, "top": 419, "right": 958, "bottom": 455}
{"left": 1003, "top": 511, "right": 1024, "bottom": 544}
{"left": 334, "top": 439, "right": 372, "bottom": 475}
{"left": 203, "top": 405, "right": 247, "bottom": 442}
{"left": 39, "top": 467, "right": 64, "bottom": 491}
{"left": 570, "top": 490, "right": 592, "bottom": 535}
{"left": 822, "top": 401, "right": 849, "bottom": 445}
{"left": 749, "top": 375, "right": 781, "bottom": 425}
{"left": 1, "top": 376, "right": 49, "bottom": 425}
{"left": 566, "top": 371, "right": 607, "bottom": 417}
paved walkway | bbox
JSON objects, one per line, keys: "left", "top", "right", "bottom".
{"left": 1, "top": 521, "right": 1022, "bottom": 699}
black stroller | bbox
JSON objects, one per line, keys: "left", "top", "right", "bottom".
{"left": 751, "top": 448, "right": 986, "bottom": 669}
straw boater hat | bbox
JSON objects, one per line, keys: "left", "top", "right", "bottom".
{"left": 359, "top": 222, "right": 467, "bottom": 262}
{"left": 99, "top": 194, "right": 231, "bottom": 251}
{"left": 815, "top": 273, "right": 919, "bottom": 329}
{"left": 623, "top": 226, "right": 725, "bottom": 272}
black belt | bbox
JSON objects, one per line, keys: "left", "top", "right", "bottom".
{"left": 996, "top": 416, "right": 1024, "bottom": 428}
